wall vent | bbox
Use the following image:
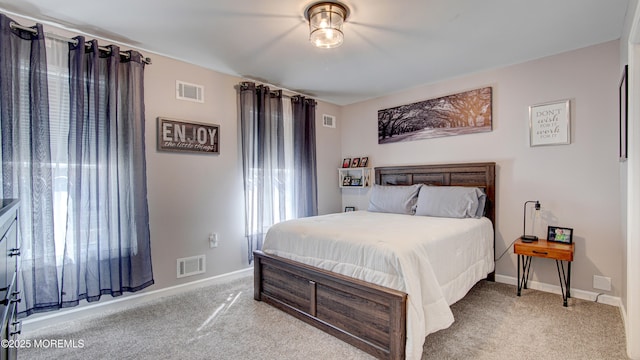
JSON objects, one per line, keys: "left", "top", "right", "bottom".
{"left": 177, "top": 255, "right": 206, "bottom": 278}
{"left": 322, "top": 114, "right": 336, "bottom": 128}
{"left": 176, "top": 80, "right": 204, "bottom": 103}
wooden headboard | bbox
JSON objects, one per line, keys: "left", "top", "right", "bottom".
{"left": 375, "top": 162, "right": 496, "bottom": 225}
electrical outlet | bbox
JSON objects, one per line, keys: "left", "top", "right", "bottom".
{"left": 593, "top": 275, "right": 611, "bottom": 291}
{"left": 209, "top": 233, "right": 219, "bottom": 248}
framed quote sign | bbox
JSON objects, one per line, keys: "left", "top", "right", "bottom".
{"left": 529, "top": 99, "right": 570, "bottom": 147}
{"left": 157, "top": 117, "right": 219, "bottom": 154}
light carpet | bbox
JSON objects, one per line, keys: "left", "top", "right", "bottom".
{"left": 21, "top": 274, "right": 627, "bottom": 359}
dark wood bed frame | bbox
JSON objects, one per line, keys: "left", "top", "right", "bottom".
{"left": 254, "top": 162, "right": 496, "bottom": 359}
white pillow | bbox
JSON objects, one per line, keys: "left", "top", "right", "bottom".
{"left": 414, "top": 186, "right": 486, "bottom": 218}
{"left": 367, "top": 184, "right": 422, "bottom": 215}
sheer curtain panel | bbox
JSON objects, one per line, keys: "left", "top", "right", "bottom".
{"left": 239, "top": 82, "right": 317, "bottom": 263}
{"left": 0, "top": 14, "right": 153, "bottom": 316}
{"left": 239, "top": 83, "right": 287, "bottom": 263}
{"left": 0, "top": 14, "right": 60, "bottom": 314}
{"left": 61, "top": 37, "right": 153, "bottom": 307}
{"left": 291, "top": 95, "right": 318, "bottom": 218}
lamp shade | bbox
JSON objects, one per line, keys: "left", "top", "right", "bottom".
{"left": 306, "top": 2, "right": 349, "bottom": 49}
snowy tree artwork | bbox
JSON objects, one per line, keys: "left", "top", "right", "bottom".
{"left": 378, "top": 87, "right": 492, "bottom": 144}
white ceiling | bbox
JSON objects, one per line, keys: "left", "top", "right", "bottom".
{"left": 0, "top": 0, "right": 631, "bottom": 105}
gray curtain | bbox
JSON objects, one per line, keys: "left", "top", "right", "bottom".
{"left": 239, "top": 82, "right": 285, "bottom": 263}
{"left": 0, "top": 14, "right": 60, "bottom": 314}
{"left": 291, "top": 95, "right": 318, "bottom": 218}
{"left": 0, "top": 14, "right": 153, "bottom": 315}
{"left": 61, "top": 37, "right": 153, "bottom": 307}
{"left": 239, "top": 82, "right": 318, "bottom": 263}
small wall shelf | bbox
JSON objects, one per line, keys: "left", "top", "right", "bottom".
{"left": 338, "top": 167, "right": 371, "bottom": 188}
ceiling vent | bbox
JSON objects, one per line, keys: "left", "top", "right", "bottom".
{"left": 176, "top": 80, "right": 204, "bottom": 103}
{"left": 322, "top": 114, "right": 336, "bottom": 128}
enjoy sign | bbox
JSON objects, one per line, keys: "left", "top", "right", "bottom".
{"left": 157, "top": 117, "right": 219, "bottom": 154}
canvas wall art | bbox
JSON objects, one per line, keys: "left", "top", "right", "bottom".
{"left": 378, "top": 87, "right": 492, "bottom": 144}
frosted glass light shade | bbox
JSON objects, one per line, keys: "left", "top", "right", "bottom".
{"left": 306, "top": 2, "right": 349, "bottom": 49}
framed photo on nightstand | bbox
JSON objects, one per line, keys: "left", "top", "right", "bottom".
{"left": 547, "top": 226, "right": 573, "bottom": 244}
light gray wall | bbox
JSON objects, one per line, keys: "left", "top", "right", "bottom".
{"left": 620, "top": 0, "right": 638, "bottom": 317}
{"left": 340, "top": 40, "right": 623, "bottom": 297}
{"left": 8, "top": 10, "right": 627, "bottom": 314}
{"left": 8, "top": 13, "right": 344, "bottom": 293}
{"left": 315, "top": 102, "right": 343, "bottom": 215}
{"left": 144, "top": 56, "right": 248, "bottom": 288}
{"left": 625, "top": 2, "right": 640, "bottom": 357}
{"left": 11, "top": 11, "right": 342, "bottom": 291}
{"left": 144, "top": 56, "right": 343, "bottom": 290}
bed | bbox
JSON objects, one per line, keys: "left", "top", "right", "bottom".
{"left": 253, "top": 162, "right": 496, "bottom": 360}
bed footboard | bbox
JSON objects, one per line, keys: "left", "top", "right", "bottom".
{"left": 253, "top": 250, "right": 407, "bottom": 360}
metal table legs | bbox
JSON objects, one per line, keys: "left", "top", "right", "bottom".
{"left": 516, "top": 255, "right": 571, "bottom": 307}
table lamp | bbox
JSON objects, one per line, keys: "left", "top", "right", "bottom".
{"left": 521, "top": 200, "right": 541, "bottom": 243}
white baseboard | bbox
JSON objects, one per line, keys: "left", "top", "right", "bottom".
{"left": 22, "top": 267, "right": 253, "bottom": 333}
{"left": 494, "top": 274, "right": 621, "bottom": 307}
{"left": 22, "top": 270, "right": 622, "bottom": 334}
{"left": 619, "top": 301, "right": 629, "bottom": 345}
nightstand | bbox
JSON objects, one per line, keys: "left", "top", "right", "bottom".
{"left": 514, "top": 238, "right": 575, "bottom": 306}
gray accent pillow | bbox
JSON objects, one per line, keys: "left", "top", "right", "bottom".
{"left": 367, "top": 184, "right": 422, "bottom": 215}
{"left": 415, "top": 186, "right": 486, "bottom": 218}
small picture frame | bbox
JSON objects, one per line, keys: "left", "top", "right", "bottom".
{"left": 342, "top": 175, "right": 352, "bottom": 186}
{"left": 344, "top": 206, "right": 355, "bottom": 212}
{"left": 351, "top": 158, "right": 360, "bottom": 168}
{"left": 360, "top": 157, "right": 369, "bottom": 167}
{"left": 351, "top": 178, "right": 361, "bottom": 186}
{"left": 342, "top": 158, "right": 351, "bottom": 168}
{"left": 547, "top": 226, "right": 573, "bottom": 244}
{"left": 529, "top": 99, "right": 570, "bottom": 147}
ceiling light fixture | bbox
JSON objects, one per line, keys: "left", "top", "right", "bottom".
{"left": 305, "top": 1, "right": 350, "bottom": 49}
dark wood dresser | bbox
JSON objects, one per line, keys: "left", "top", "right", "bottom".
{"left": 0, "top": 199, "right": 19, "bottom": 360}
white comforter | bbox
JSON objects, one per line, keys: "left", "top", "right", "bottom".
{"left": 262, "top": 210, "right": 494, "bottom": 360}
